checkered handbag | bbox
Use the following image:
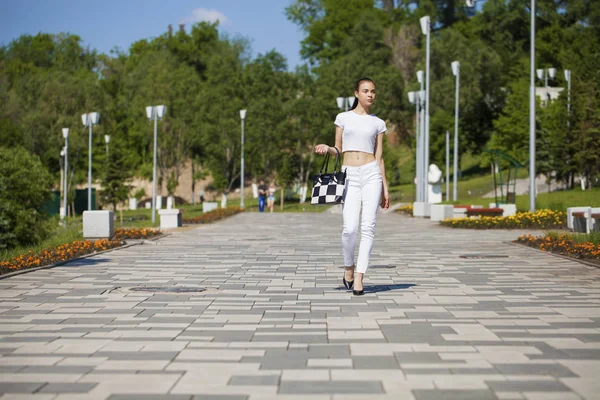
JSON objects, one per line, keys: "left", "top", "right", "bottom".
{"left": 311, "top": 148, "right": 346, "bottom": 205}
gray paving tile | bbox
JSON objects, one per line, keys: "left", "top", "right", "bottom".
{"left": 39, "top": 382, "right": 98, "bottom": 393}
{"left": 0, "top": 382, "right": 45, "bottom": 393}
{"left": 279, "top": 380, "right": 383, "bottom": 394}
{"left": 229, "top": 375, "right": 280, "bottom": 385}
{"left": 413, "top": 390, "right": 498, "bottom": 400}
{"left": 487, "top": 380, "right": 572, "bottom": 392}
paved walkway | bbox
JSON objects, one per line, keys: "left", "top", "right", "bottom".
{"left": 1, "top": 212, "right": 600, "bottom": 400}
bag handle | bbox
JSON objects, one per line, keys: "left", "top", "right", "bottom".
{"left": 319, "top": 147, "right": 341, "bottom": 174}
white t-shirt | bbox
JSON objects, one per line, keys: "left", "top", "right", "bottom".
{"left": 334, "top": 111, "right": 387, "bottom": 154}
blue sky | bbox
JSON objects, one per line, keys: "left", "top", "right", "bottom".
{"left": 1, "top": 0, "right": 306, "bottom": 70}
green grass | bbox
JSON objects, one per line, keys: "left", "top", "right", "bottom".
{"left": 0, "top": 221, "right": 83, "bottom": 263}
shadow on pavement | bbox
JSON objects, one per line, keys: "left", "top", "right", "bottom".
{"left": 337, "top": 283, "right": 416, "bottom": 293}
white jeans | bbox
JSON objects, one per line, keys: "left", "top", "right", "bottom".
{"left": 341, "top": 160, "right": 382, "bottom": 274}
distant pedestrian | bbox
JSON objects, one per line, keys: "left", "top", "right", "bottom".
{"left": 267, "top": 182, "right": 276, "bottom": 213}
{"left": 314, "top": 77, "right": 389, "bottom": 296}
{"left": 258, "top": 179, "right": 267, "bottom": 212}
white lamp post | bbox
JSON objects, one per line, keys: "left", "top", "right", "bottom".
{"left": 104, "top": 135, "right": 110, "bottom": 158}
{"left": 416, "top": 71, "right": 425, "bottom": 202}
{"left": 240, "top": 109, "right": 247, "bottom": 209}
{"left": 62, "top": 128, "right": 69, "bottom": 220}
{"left": 564, "top": 69, "right": 571, "bottom": 125}
{"left": 420, "top": 16, "right": 431, "bottom": 204}
{"left": 446, "top": 130, "right": 450, "bottom": 202}
{"left": 81, "top": 112, "right": 100, "bottom": 211}
{"left": 451, "top": 60, "right": 460, "bottom": 202}
{"left": 408, "top": 91, "right": 420, "bottom": 202}
{"left": 146, "top": 105, "right": 167, "bottom": 224}
{"left": 529, "top": 0, "right": 536, "bottom": 212}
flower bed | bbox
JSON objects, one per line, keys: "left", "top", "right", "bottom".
{"left": 515, "top": 233, "right": 600, "bottom": 264}
{"left": 440, "top": 209, "right": 566, "bottom": 229}
{"left": 183, "top": 207, "right": 243, "bottom": 224}
{"left": 0, "top": 228, "right": 161, "bottom": 276}
{"left": 397, "top": 205, "right": 413, "bottom": 216}
{"left": 114, "top": 228, "right": 161, "bottom": 240}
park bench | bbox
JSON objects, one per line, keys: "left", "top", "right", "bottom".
{"left": 572, "top": 208, "right": 600, "bottom": 233}
{"left": 466, "top": 207, "right": 504, "bottom": 218}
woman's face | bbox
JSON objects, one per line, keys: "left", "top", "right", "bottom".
{"left": 355, "top": 81, "right": 376, "bottom": 108}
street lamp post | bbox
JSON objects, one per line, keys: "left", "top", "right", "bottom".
{"left": 564, "top": 69, "right": 571, "bottom": 125}
{"left": 416, "top": 71, "right": 425, "bottom": 203}
{"left": 529, "top": 0, "right": 536, "bottom": 212}
{"left": 62, "top": 128, "right": 69, "bottom": 220}
{"left": 146, "top": 105, "right": 167, "bottom": 224}
{"left": 420, "top": 16, "right": 431, "bottom": 204}
{"left": 105, "top": 135, "right": 110, "bottom": 158}
{"left": 446, "top": 130, "right": 450, "bottom": 202}
{"left": 451, "top": 61, "right": 460, "bottom": 202}
{"left": 81, "top": 112, "right": 100, "bottom": 211}
{"left": 408, "top": 91, "right": 420, "bottom": 202}
{"left": 240, "top": 109, "right": 247, "bottom": 209}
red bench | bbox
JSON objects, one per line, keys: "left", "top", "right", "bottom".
{"left": 466, "top": 207, "right": 504, "bottom": 217}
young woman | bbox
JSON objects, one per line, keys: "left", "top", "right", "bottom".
{"left": 267, "top": 182, "right": 276, "bottom": 213}
{"left": 314, "top": 78, "right": 390, "bottom": 296}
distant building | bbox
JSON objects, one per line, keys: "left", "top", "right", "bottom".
{"left": 536, "top": 86, "right": 564, "bottom": 107}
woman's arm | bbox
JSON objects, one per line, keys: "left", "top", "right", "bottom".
{"left": 315, "top": 126, "right": 343, "bottom": 155}
{"left": 374, "top": 133, "right": 390, "bottom": 209}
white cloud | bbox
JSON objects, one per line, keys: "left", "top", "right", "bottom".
{"left": 180, "top": 8, "right": 230, "bottom": 26}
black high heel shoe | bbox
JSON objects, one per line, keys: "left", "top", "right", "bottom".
{"left": 353, "top": 288, "right": 364, "bottom": 296}
{"left": 343, "top": 277, "right": 354, "bottom": 290}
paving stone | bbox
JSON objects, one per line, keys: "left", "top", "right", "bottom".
{"left": 229, "top": 375, "right": 280, "bottom": 386}
{"left": 279, "top": 380, "right": 384, "bottom": 394}
{"left": 487, "top": 380, "right": 573, "bottom": 392}
{"left": 39, "top": 382, "right": 98, "bottom": 393}
{"left": 413, "top": 389, "right": 499, "bottom": 400}
{"left": 0, "top": 382, "right": 45, "bottom": 393}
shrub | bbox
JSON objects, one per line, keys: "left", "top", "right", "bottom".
{"left": 0, "top": 147, "right": 53, "bottom": 249}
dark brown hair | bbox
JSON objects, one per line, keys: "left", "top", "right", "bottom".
{"left": 350, "top": 77, "right": 376, "bottom": 110}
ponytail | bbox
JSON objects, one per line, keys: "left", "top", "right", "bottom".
{"left": 351, "top": 77, "right": 375, "bottom": 110}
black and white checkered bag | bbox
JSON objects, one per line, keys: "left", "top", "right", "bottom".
{"left": 311, "top": 148, "right": 346, "bottom": 205}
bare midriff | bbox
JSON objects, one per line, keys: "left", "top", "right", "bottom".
{"left": 342, "top": 151, "right": 376, "bottom": 167}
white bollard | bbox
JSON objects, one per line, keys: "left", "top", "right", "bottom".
{"left": 129, "top": 198, "right": 138, "bottom": 210}
{"left": 83, "top": 210, "right": 115, "bottom": 240}
{"left": 430, "top": 204, "right": 454, "bottom": 221}
{"left": 158, "top": 209, "right": 182, "bottom": 229}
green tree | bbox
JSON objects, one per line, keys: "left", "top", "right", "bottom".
{"left": 0, "top": 147, "right": 53, "bottom": 249}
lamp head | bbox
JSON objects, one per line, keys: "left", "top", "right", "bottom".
{"left": 104, "top": 135, "right": 110, "bottom": 144}
{"left": 451, "top": 61, "right": 460, "bottom": 76}
{"left": 60, "top": 149, "right": 65, "bottom": 157}
{"left": 90, "top": 112, "right": 100, "bottom": 125}
{"left": 408, "top": 91, "right": 415, "bottom": 104}
{"left": 347, "top": 96, "right": 355, "bottom": 108}
{"left": 548, "top": 68, "right": 556, "bottom": 79}
{"left": 156, "top": 105, "right": 166, "bottom": 119}
{"left": 239, "top": 109, "right": 247, "bottom": 120}
{"left": 419, "top": 16, "right": 430, "bottom": 35}
{"left": 81, "top": 114, "right": 88, "bottom": 126}
{"left": 416, "top": 70, "right": 424, "bottom": 84}
{"left": 536, "top": 69, "right": 543, "bottom": 80}
{"left": 564, "top": 69, "right": 571, "bottom": 81}
{"left": 62, "top": 128, "right": 69, "bottom": 139}
{"left": 419, "top": 90, "right": 426, "bottom": 105}
{"left": 336, "top": 97, "right": 344, "bottom": 110}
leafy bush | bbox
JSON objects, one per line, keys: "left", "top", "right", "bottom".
{"left": 0, "top": 147, "right": 53, "bottom": 249}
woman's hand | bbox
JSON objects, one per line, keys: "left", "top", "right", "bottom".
{"left": 380, "top": 187, "right": 390, "bottom": 209}
{"left": 314, "top": 144, "right": 329, "bottom": 155}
